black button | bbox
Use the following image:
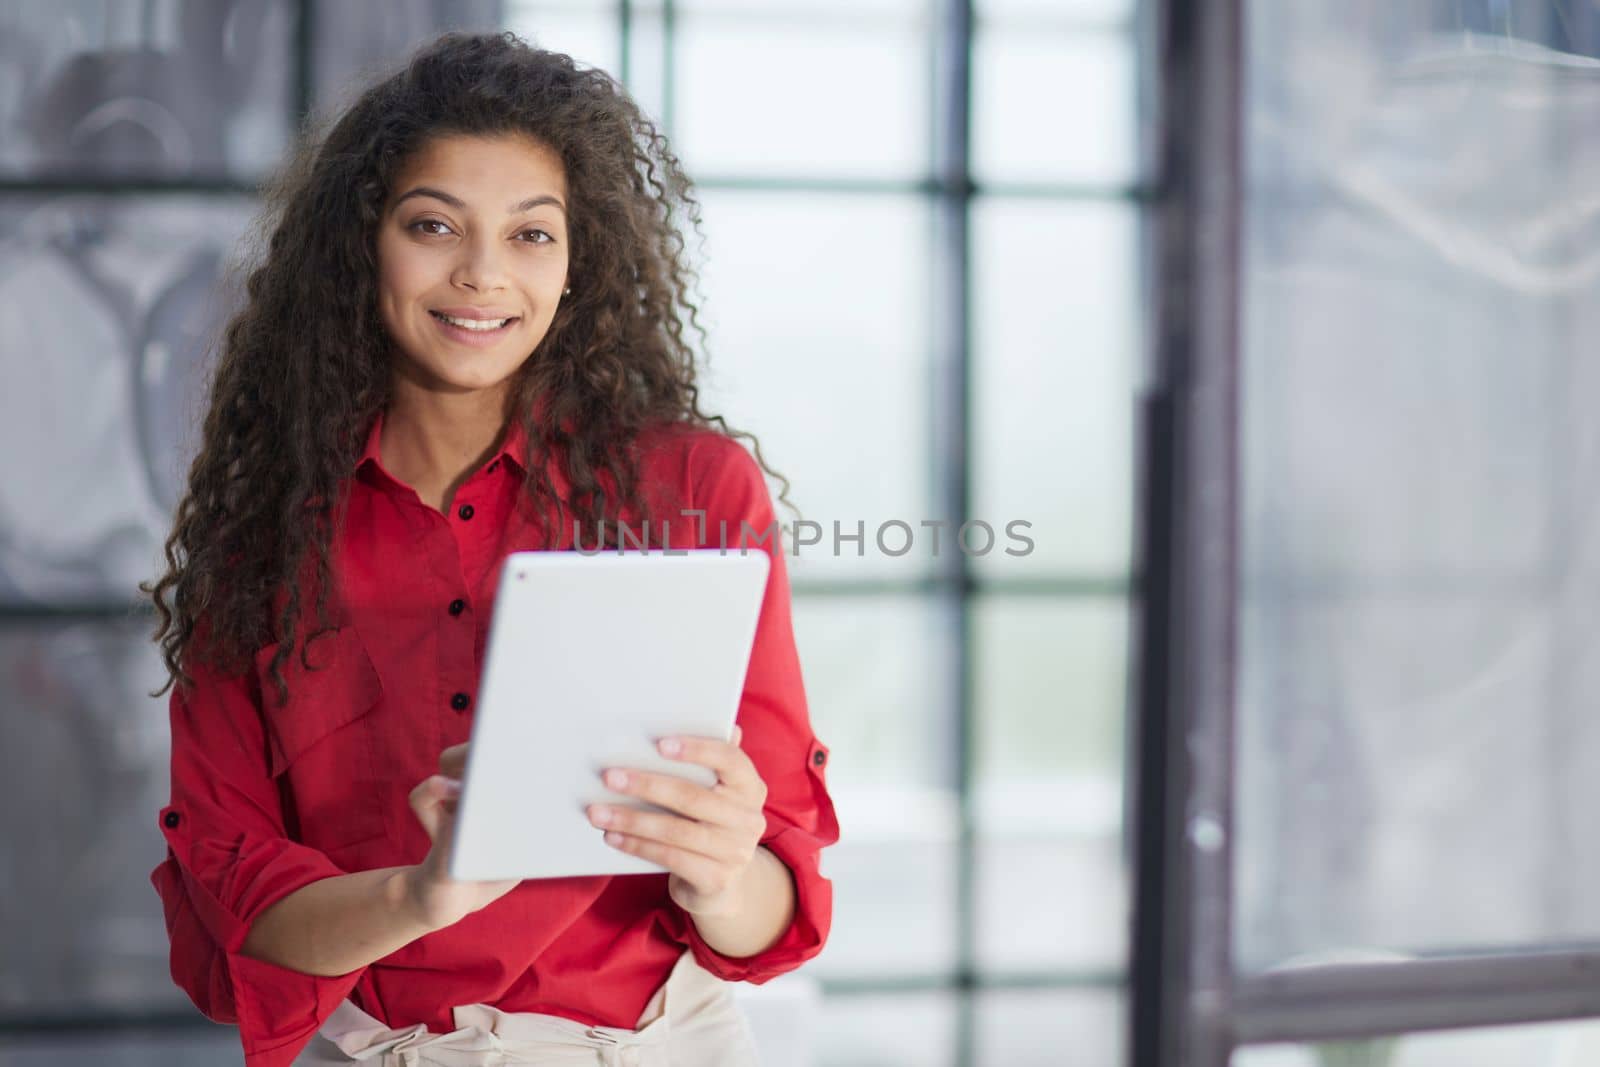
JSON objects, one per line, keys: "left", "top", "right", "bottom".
{"left": 450, "top": 692, "right": 471, "bottom": 712}
{"left": 448, "top": 598, "right": 466, "bottom": 617}
{"left": 458, "top": 504, "right": 475, "bottom": 521}
{"left": 163, "top": 811, "right": 181, "bottom": 828}
{"left": 812, "top": 749, "right": 827, "bottom": 768}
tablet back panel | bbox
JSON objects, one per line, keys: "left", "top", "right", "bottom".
{"left": 449, "top": 548, "right": 771, "bottom": 881}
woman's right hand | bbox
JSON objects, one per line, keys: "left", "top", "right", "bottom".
{"left": 402, "top": 743, "right": 521, "bottom": 930}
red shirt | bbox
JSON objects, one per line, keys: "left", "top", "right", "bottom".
{"left": 149, "top": 412, "right": 839, "bottom": 1067}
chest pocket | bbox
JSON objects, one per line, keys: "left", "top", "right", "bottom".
{"left": 255, "top": 626, "right": 391, "bottom": 856}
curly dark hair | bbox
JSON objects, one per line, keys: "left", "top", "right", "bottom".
{"left": 143, "top": 30, "right": 793, "bottom": 701}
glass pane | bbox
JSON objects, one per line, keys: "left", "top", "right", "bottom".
{"left": 0, "top": 195, "right": 257, "bottom": 605}
{"left": 815, "top": 991, "right": 959, "bottom": 1067}
{"left": 810, "top": 818, "right": 960, "bottom": 980}
{"left": 795, "top": 596, "right": 952, "bottom": 791}
{"left": 1233, "top": 1015, "right": 1600, "bottom": 1067}
{"left": 0, "top": 1033, "right": 242, "bottom": 1066}
{"left": 621, "top": 5, "right": 669, "bottom": 123}
{"left": 973, "top": 597, "right": 1129, "bottom": 972}
{"left": 674, "top": 12, "right": 929, "bottom": 179}
{"left": 974, "top": 988, "right": 1123, "bottom": 1067}
{"left": 793, "top": 595, "right": 960, "bottom": 978}
{"left": 976, "top": 0, "right": 1134, "bottom": 22}
{"left": 732, "top": 971, "right": 823, "bottom": 1067}
{"left": 0, "top": 0, "right": 296, "bottom": 180}
{"left": 1236, "top": 4, "right": 1600, "bottom": 970}
{"left": 673, "top": 0, "right": 928, "bottom": 12}
{"left": 973, "top": 597, "right": 1128, "bottom": 785}
{"left": 313, "top": 0, "right": 502, "bottom": 115}
{"left": 975, "top": 833, "right": 1124, "bottom": 974}
{"left": 971, "top": 199, "right": 1139, "bottom": 581}
{"left": 503, "top": 2, "right": 622, "bottom": 78}
{"left": 694, "top": 191, "right": 934, "bottom": 583}
{"left": 0, "top": 620, "right": 177, "bottom": 1015}
{"left": 972, "top": 27, "right": 1136, "bottom": 187}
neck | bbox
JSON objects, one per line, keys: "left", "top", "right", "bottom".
{"left": 381, "top": 379, "right": 509, "bottom": 512}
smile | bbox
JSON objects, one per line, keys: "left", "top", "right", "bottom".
{"left": 428, "top": 310, "right": 521, "bottom": 348}
{"left": 430, "top": 310, "right": 518, "bottom": 331}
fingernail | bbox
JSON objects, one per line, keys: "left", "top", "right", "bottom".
{"left": 659, "top": 737, "right": 682, "bottom": 756}
{"left": 442, "top": 777, "right": 462, "bottom": 795}
{"left": 605, "top": 769, "right": 628, "bottom": 788}
{"left": 605, "top": 831, "right": 623, "bottom": 846}
{"left": 591, "top": 806, "right": 612, "bottom": 826}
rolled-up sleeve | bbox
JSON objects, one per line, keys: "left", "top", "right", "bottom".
{"left": 150, "top": 649, "right": 366, "bottom": 1066}
{"left": 661, "top": 435, "right": 841, "bottom": 983}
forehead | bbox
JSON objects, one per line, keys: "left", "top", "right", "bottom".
{"left": 390, "top": 133, "right": 568, "bottom": 205}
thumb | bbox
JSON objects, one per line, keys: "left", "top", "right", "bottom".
{"left": 409, "top": 774, "right": 462, "bottom": 842}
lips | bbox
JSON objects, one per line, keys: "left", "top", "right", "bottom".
{"left": 427, "top": 311, "right": 520, "bottom": 350}
{"left": 432, "top": 310, "right": 518, "bottom": 323}
{"left": 431, "top": 307, "right": 520, "bottom": 321}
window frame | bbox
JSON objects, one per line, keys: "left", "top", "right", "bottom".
{"left": 1131, "top": 1, "right": 1600, "bottom": 1063}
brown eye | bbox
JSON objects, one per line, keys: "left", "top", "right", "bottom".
{"left": 409, "top": 220, "right": 452, "bottom": 236}
{"left": 520, "top": 228, "right": 555, "bottom": 245}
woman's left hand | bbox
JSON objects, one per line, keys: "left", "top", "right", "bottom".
{"left": 588, "top": 724, "right": 768, "bottom": 918}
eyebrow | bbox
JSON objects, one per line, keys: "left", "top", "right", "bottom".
{"left": 391, "top": 186, "right": 566, "bottom": 216}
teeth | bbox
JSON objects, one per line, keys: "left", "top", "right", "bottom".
{"left": 434, "top": 312, "right": 512, "bottom": 331}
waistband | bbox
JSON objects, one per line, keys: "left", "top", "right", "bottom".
{"left": 294, "top": 949, "right": 758, "bottom": 1067}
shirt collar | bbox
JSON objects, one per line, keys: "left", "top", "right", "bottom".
{"left": 356, "top": 408, "right": 530, "bottom": 488}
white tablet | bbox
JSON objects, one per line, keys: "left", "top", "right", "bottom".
{"left": 448, "top": 548, "right": 771, "bottom": 881}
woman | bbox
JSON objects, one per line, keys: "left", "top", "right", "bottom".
{"left": 145, "top": 30, "right": 837, "bottom": 1067}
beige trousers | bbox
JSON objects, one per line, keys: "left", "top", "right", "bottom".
{"left": 291, "top": 950, "right": 761, "bottom": 1066}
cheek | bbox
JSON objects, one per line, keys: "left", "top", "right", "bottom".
{"left": 537, "top": 244, "right": 569, "bottom": 286}
{"left": 526, "top": 252, "right": 568, "bottom": 295}
{"left": 374, "top": 244, "right": 400, "bottom": 321}
{"left": 376, "top": 239, "right": 429, "bottom": 307}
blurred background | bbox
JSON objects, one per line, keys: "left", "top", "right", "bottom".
{"left": 6, "top": 1, "right": 1600, "bottom": 1066}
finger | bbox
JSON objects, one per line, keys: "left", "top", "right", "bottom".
{"left": 601, "top": 829, "right": 733, "bottom": 892}
{"left": 439, "top": 743, "right": 469, "bottom": 779}
{"left": 654, "top": 735, "right": 765, "bottom": 795}
{"left": 408, "top": 775, "right": 461, "bottom": 842}
{"left": 731, "top": 724, "right": 743, "bottom": 746}
{"left": 601, "top": 767, "right": 753, "bottom": 825}
{"left": 587, "top": 803, "right": 753, "bottom": 864}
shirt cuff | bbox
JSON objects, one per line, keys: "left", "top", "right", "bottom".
{"left": 669, "top": 823, "right": 834, "bottom": 985}
{"left": 153, "top": 805, "right": 367, "bottom": 1064}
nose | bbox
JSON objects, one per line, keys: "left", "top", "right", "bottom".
{"left": 450, "top": 230, "right": 510, "bottom": 293}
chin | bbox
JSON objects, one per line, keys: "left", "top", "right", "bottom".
{"left": 438, "top": 362, "right": 527, "bottom": 393}
{"left": 400, "top": 351, "right": 527, "bottom": 394}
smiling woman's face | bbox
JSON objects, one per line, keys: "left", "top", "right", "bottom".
{"left": 376, "top": 132, "right": 570, "bottom": 397}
